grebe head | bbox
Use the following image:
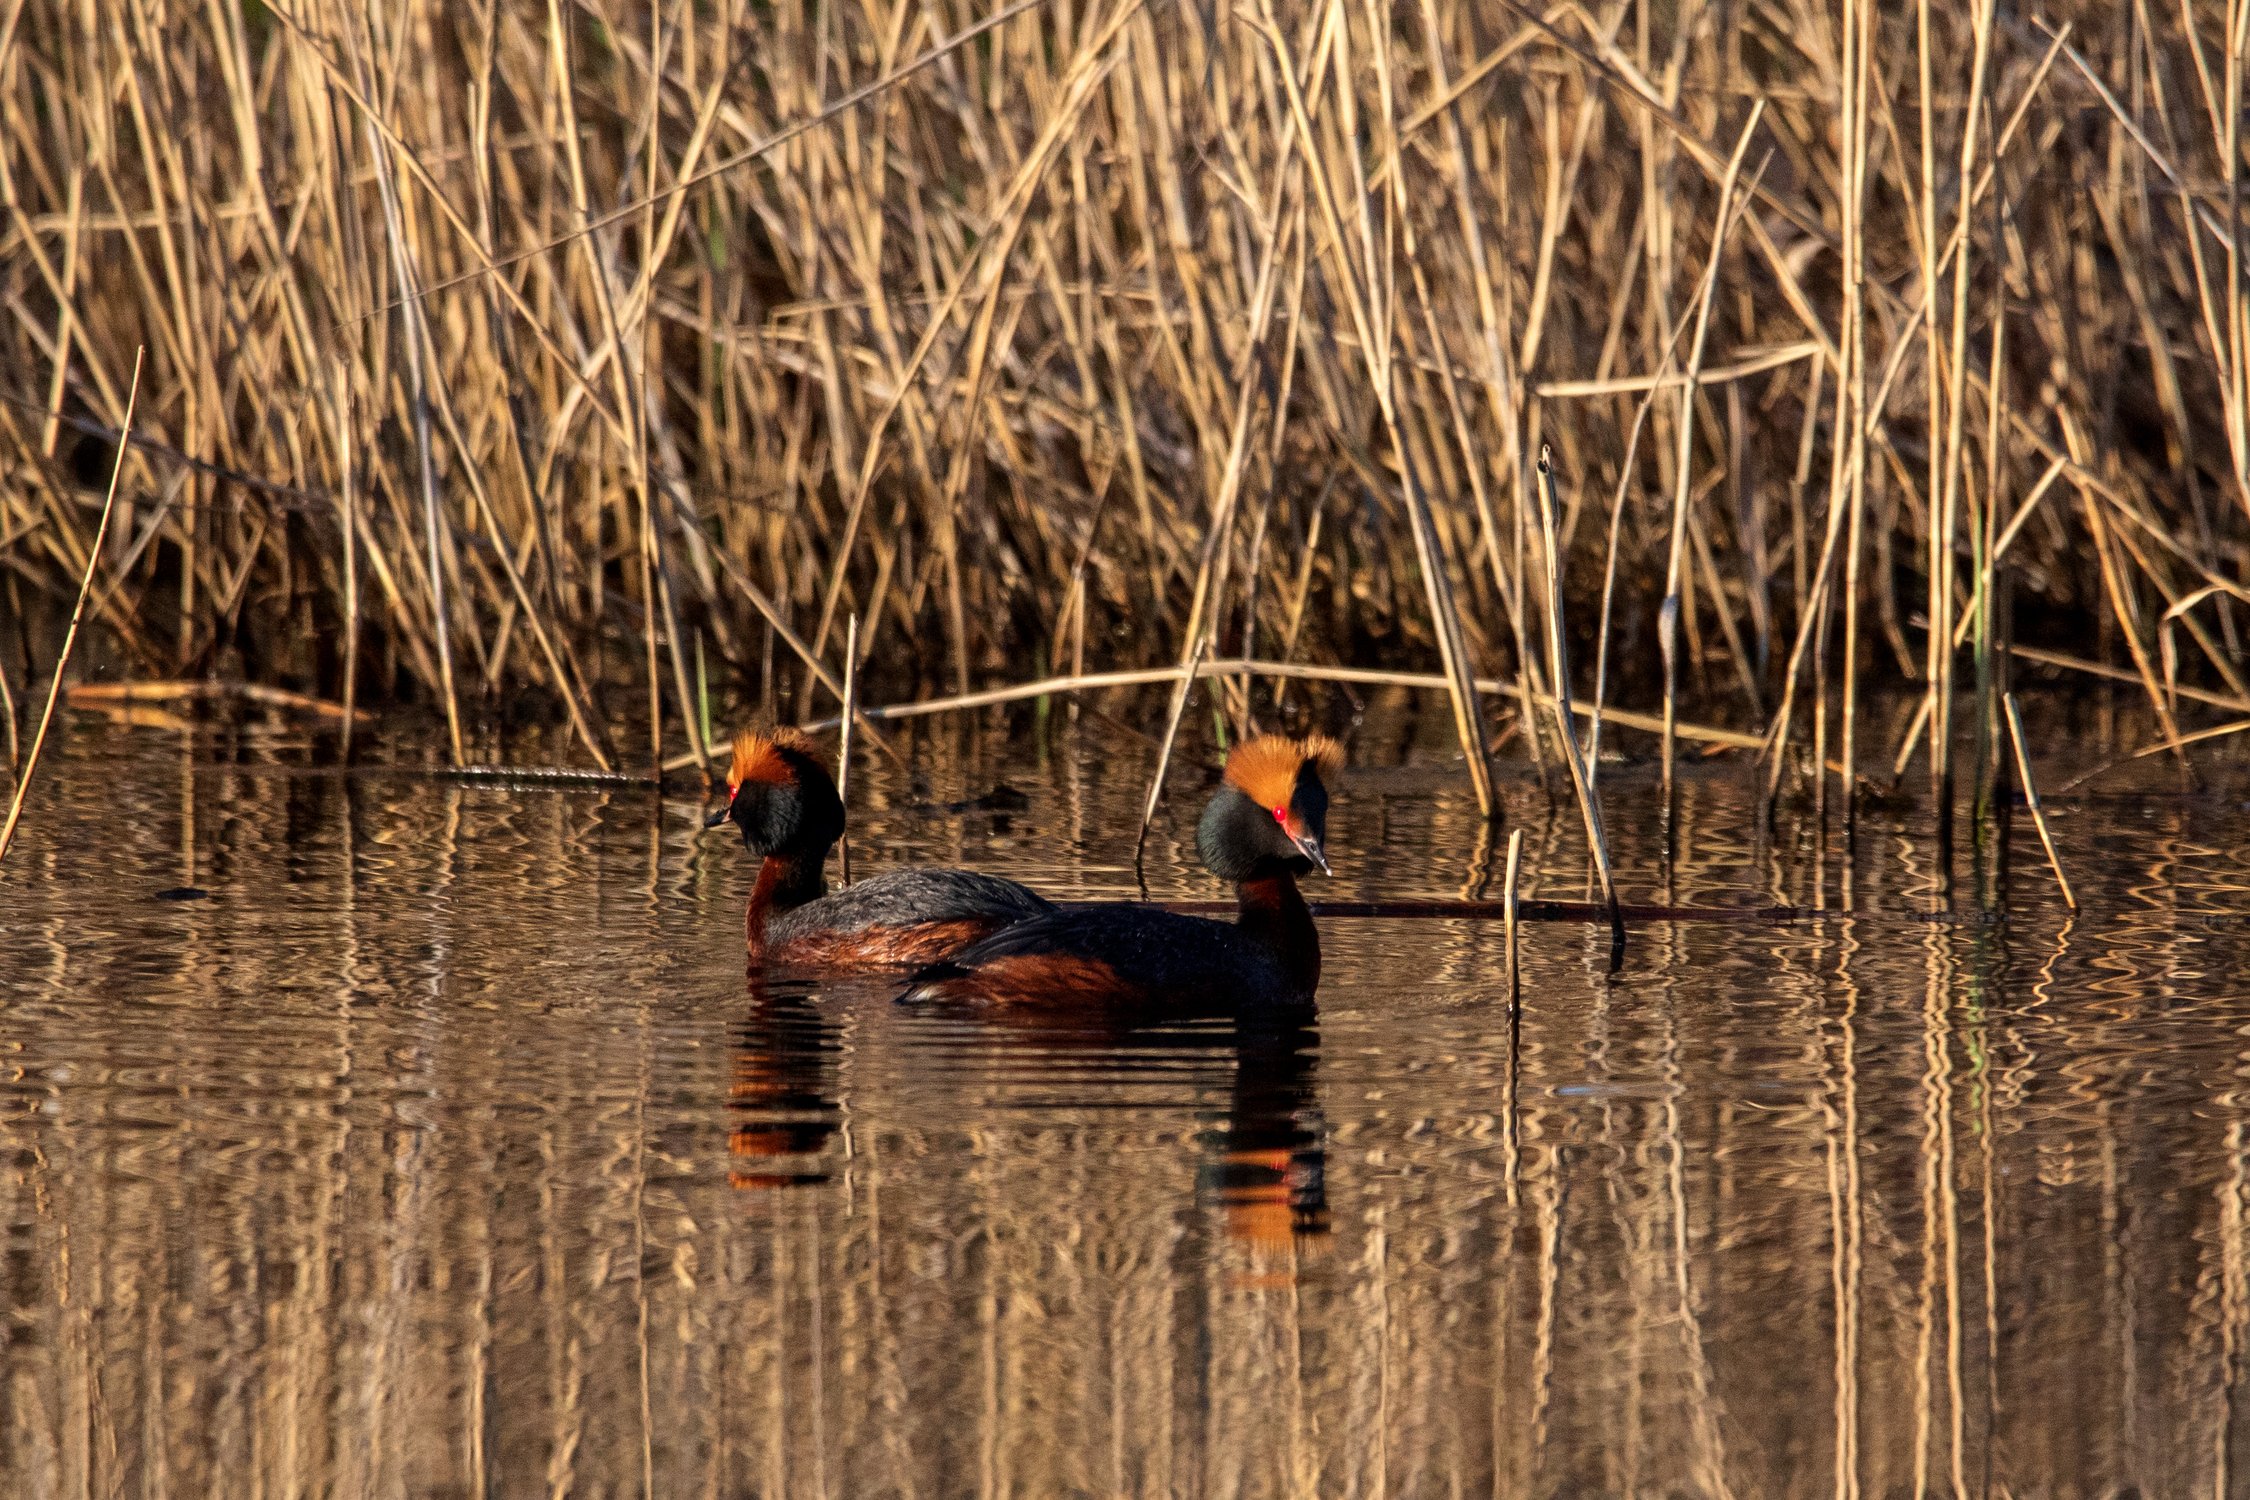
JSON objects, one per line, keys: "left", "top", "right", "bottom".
{"left": 1196, "top": 734, "right": 1344, "bottom": 882}
{"left": 706, "top": 727, "right": 845, "bottom": 859}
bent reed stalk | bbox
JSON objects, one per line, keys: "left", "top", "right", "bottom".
{"left": 0, "top": 0, "right": 2246, "bottom": 815}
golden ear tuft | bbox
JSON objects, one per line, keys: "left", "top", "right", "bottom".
{"left": 1222, "top": 734, "right": 1345, "bottom": 810}
{"left": 727, "top": 725, "right": 820, "bottom": 788}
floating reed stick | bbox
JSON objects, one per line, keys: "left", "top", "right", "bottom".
{"left": 2002, "top": 693, "right": 2074, "bottom": 909}
{"left": 793, "top": 658, "right": 1762, "bottom": 748}
{"left": 0, "top": 348, "right": 140, "bottom": 868}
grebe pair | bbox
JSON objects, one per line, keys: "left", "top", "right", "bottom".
{"left": 708, "top": 728, "right": 1341, "bottom": 1008}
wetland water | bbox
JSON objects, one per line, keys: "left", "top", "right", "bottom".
{"left": 4, "top": 706, "right": 2248, "bottom": 1496}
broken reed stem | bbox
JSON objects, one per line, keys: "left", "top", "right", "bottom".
{"left": 1533, "top": 447, "right": 1625, "bottom": 966}
{"left": 1503, "top": 826, "right": 1524, "bottom": 1006}
{"left": 838, "top": 614, "right": 858, "bottom": 887}
{"left": 1133, "top": 630, "right": 1209, "bottom": 881}
{"left": 0, "top": 348, "right": 141, "bottom": 868}
{"left": 2002, "top": 692, "right": 2074, "bottom": 909}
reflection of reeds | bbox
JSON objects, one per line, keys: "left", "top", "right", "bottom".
{"left": 5, "top": 717, "right": 2250, "bottom": 1491}
{"left": 3, "top": 0, "right": 2249, "bottom": 823}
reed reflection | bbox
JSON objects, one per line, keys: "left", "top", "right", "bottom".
{"left": 7, "top": 721, "right": 2248, "bottom": 1495}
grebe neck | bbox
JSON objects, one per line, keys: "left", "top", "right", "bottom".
{"left": 1235, "top": 873, "right": 1319, "bottom": 996}
{"left": 747, "top": 854, "right": 829, "bottom": 959}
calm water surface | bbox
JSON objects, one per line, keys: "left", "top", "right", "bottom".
{"left": 5, "top": 706, "right": 2250, "bottom": 1497}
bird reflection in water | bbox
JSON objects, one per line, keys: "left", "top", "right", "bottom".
{"left": 728, "top": 979, "right": 845, "bottom": 1189}
{"left": 1204, "top": 1014, "right": 1329, "bottom": 1255}
{"left": 727, "top": 983, "right": 1329, "bottom": 1258}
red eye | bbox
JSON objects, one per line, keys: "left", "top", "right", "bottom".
{"left": 1272, "top": 805, "right": 1287, "bottom": 823}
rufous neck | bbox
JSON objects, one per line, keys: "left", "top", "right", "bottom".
{"left": 1236, "top": 874, "right": 1319, "bottom": 996}
{"left": 746, "top": 854, "right": 828, "bottom": 958}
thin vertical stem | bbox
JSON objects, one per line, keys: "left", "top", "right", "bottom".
{"left": 1535, "top": 447, "right": 1625, "bottom": 968}
{"left": 0, "top": 348, "right": 141, "bottom": 867}
{"left": 838, "top": 614, "right": 859, "bottom": 887}
{"left": 334, "top": 361, "right": 359, "bottom": 764}
{"left": 2003, "top": 693, "right": 2075, "bottom": 908}
{"left": 1660, "top": 103, "right": 1766, "bottom": 802}
{"left": 1503, "top": 826, "right": 1525, "bottom": 1006}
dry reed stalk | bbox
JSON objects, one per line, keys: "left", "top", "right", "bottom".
{"left": 2058, "top": 715, "right": 2250, "bottom": 791}
{"left": 1249, "top": 0, "right": 1496, "bottom": 820}
{"left": 0, "top": 646, "right": 14, "bottom": 768}
{"left": 1411, "top": 0, "right": 1549, "bottom": 773}
{"left": 1971, "top": 241, "right": 2010, "bottom": 825}
{"left": 1132, "top": 631, "right": 1208, "bottom": 879}
{"left": 340, "top": 10, "right": 463, "bottom": 768}
{"left": 797, "top": 656, "right": 1763, "bottom": 749}
{"left": 1533, "top": 448, "right": 1624, "bottom": 964}
{"left": 1503, "top": 826, "right": 1524, "bottom": 1006}
{"left": 1658, "top": 104, "right": 1764, "bottom": 801}
{"left": 332, "top": 360, "right": 359, "bottom": 762}
{"left": 0, "top": 347, "right": 138, "bottom": 867}
{"left": 1836, "top": 0, "right": 1873, "bottom": 828}
{"left": 2002, "top": 693, "right": 2074, "bottom": 909}
{"left": 838, "top": 614, "right": 859, "bottom": 887}
{"left": 64, "top": 680, "right": 368, "bottom": 720}
{"left": 1928, "top": 0, "right": 2000, "bottom": 833}
{"left": 543, "top": 0, "right": 663, "bottom": 771}
{"left": 808, "top": 0, "right": 1152, "bottom": 677}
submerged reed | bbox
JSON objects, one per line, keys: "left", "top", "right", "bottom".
{"left": 0, "top": 0, "right": 2245, "bottom": 807}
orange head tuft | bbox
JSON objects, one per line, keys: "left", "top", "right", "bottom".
{"left": 727, "top": 725, "right": 821, "bottom": 796}
{"left": 1201, "top": 734, "right": 1343, "bottom": 881}
{"left": 1221, "top": 734, "right": 1344, "bottom": 815}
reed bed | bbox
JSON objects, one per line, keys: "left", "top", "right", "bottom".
{"left": 1, "top": 0, "right": 2246, "bottom": 804}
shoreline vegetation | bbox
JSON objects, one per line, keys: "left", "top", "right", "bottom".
{"left": 2, "top": 0, "right": 2247, "bottom": 838}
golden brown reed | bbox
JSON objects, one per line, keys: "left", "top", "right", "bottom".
{"left": 1, "top": 0, "right": 2246, "bottom": 806}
